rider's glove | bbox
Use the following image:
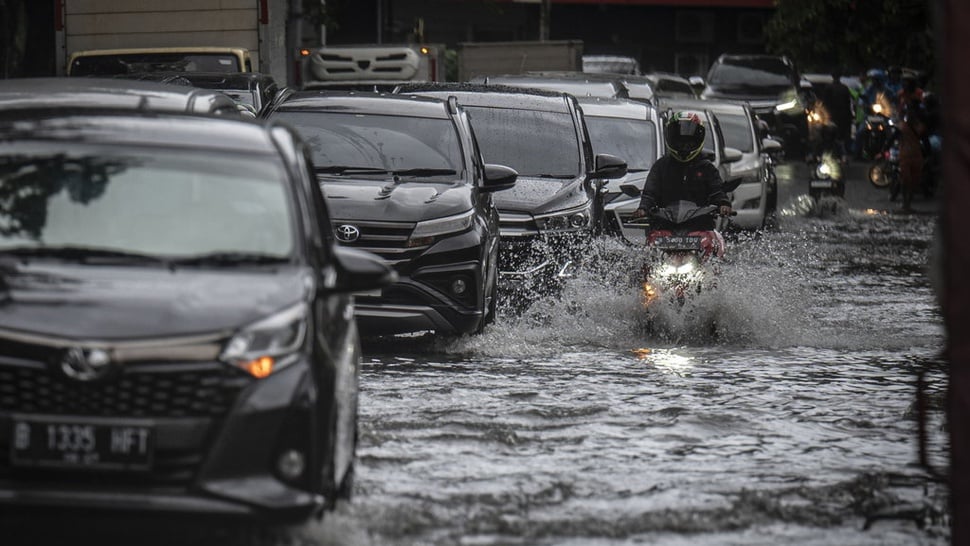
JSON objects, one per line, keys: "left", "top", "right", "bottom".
{"left": 719, "top": 205, "right": 733, "bottom": 217}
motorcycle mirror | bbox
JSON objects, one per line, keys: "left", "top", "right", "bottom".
{"left": 619, "top": 183, "right": 641, "bottom": 197}
{"left": 722, "top": 177, "right": 743, "bottom": 193}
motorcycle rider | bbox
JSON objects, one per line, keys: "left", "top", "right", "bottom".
{"left": 632, "top": 111, "right": 732, "bottom": 230}
{"left": 821, "top": 69, "right": 854, "bottom": 160}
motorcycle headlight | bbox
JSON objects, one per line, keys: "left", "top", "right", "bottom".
{"left": 872, "top": 103, "right": 883, "bottom": 115}
{"left": 815, "top": 162, "right": 832, "bottom": 180}
{"left": 407, "top": 209, "right": 475, "bottom": 247}
{"left": 221, "top": 302, "right": 308, "bottom": 378}
{"left": 536, "top": 204, "right": 592, "bottom": 232}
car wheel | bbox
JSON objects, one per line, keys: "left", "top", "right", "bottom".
{"left": 335, "top": 423, "right": 357, "bottom": 501}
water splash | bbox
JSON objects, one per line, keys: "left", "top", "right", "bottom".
{"left": 441, "top": 208, "right": 940, "bottom": 357}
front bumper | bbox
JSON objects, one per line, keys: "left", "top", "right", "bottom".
{"left": 349, "top": 228, "right": 490, "bottom": 336}
{"left": 730, "top": 182, "right": 766, "bottom": 230}
{"left": 0, "top": 356, "right": 325, "bottom": 522}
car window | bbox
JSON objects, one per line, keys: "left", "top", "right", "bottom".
{"left": 715, "top": 112, "right": 754, "bottom": 153}
{"left": 274, "top": 111, "right": 464, "bottom": 176}
{"left": 462, "top": 106, "right": 582, "bottom": 178}
{"left": 584, "top": 116, "right": 658, "bottom": 171}
{"left": 708, "top": 58, "right": 794, "bottom": 89}
{"left": 0, "top": 142, "right": 294, "bottom": 258}
{"left": 71, "top": 53, "right": 243, "bottom": 76}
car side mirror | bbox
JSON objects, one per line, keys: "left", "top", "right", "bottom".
{"left": 326, "top": 246, "right": 397, "bottom": 293}
{"left": 482, "top": 164, "right": 517, "bottom": 192}
{"left": 688, "top": 75, "right": 705, "bottom": 92}
{"left": 761, "top": 138, "right": 783, "bottom": 154}
{"left": 592, "top": 153, "right": 627, "bottom": 179}
{"left": 723, "top": 147, "right": 743, "bottom": 164}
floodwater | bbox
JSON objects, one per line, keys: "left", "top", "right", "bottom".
{"left": 303, "top": 168, "right": 949, "bottom": 545}
{"left": 4, "top": 164, "right": 950, "bottom": 546}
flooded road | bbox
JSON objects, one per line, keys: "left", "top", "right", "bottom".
{"left": 315, "top": 160, "right": 949, "bottom": 545}
{"left": 2, "top": 162, "right": 948, "bottom": 546}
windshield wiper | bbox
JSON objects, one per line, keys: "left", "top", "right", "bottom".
{"left": 171, "top": 252, "right": 290, "bottom": 267}
{"left": 0, "top": 245, "right": 170, "bottom": 265}
{"left": 391, "top": 168, "right": 458, "bottom": 177}
{"left": 315, "top": 166, "right": 392, "bottom": 175}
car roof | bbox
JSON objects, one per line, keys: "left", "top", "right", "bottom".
{"left": 397, "top": 83, "right": 575, "bottom": 113}
{"left": 664, "top": 98, "right": 749, "bottom": 116}
{"left": 0, "top": 110, "right": 282, "bottom": 155}
{"left": 273, "top": 90, "right": 452, "bottom": 119}
{"left": 576, "top": 96, "right": 656, "bottom": 120}
{"left": 0, "top": 77, "right": 240, "bottom": 114}
{"left": 480, "top": 74, "right": 622, "bottom": 98}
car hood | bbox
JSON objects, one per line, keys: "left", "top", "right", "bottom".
{"left": 321, "top": 178, "right": 472, "bottom": 222}
{"left": 0, "top": 262, "right": 311, "bottom": 341}
{"left": 492, "top": 175, "right": 589, "bottom": 214}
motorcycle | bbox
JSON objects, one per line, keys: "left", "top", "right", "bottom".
{"left": 623, "top": 200, "right": 733, "bottom": 309}
{"left": 868, "top": 132, "right": 900, "bottom": 197}
{"left": 858, "top": 93, "right": 894, "bottom": 160}
{"left": 807, "top": 121, "right": 846, "bottom": 201}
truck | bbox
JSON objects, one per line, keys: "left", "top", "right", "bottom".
{"left": 456, "top": 40, "right": 583, "bottom": 82}
{"left": 55, "top": 0, "right": 290, "bottom": 83}
{"left": 301, "top": 43, "right": 447, "bottom": 90}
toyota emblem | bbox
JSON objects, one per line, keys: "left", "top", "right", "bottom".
{"left": 60, "top": 347, "right": 112, "bottom": 382}
{"left": 335, "top": 224, "right": 360, "bottom": 243}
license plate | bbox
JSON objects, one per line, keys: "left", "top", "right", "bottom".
{"left": 653, "top": 236, "right": 702, "bottom": 250}
{"left": 810, "top": 180, "right": 837, "bottom": 189}
{"left": 10, "top": 418, "right": 154, "bottom": 470}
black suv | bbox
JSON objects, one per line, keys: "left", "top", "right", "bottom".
{"left": 0, "top": 109, "right": 393, "bottom": 522}
{"left": 397, "top": 83, "right": 627, "bottom": 298}
{"left": 700, "top": 54, "right": 809, "bottom": 153}
{"left": 266, "top": 91, "right": 517, "bottom": 336}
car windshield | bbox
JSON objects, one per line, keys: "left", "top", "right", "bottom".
{"left": 0, "top": 142, "right": 294, "bottom": 259}
{"left": 584, "top": 117, "right": 657, "bottom": 171}
{"left": 708, "top": 58, "right": 794, "bottom": 90}
{"left": 274, "top": 111, "right": 464, "bottom": 177}
{"left": 714, "top": 112, "right": 754, "bottom": 153}
{"left": 70, "top": 53, "right": 242, "bottom": 76}
{"left": 462, "top": 106, "right": 582, "bottom": 178}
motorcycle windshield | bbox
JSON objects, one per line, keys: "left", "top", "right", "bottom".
{"left": 652, "top": 201, "right": 717, "bottom": 225}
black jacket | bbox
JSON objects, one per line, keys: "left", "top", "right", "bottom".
{"left": 638, "top": 154, "right": 730, "bottom": 212}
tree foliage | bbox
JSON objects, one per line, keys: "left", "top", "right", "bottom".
{"left": 765, "top": 0, "right": 935, "bottom": 77}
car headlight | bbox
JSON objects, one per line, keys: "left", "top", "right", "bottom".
{"left": 535, "top": 204, "right": 592, "bottom": 232}
{"left": 407, "top": 209, "right": 475, "bottom": 247}
{"left": 775, "top": 99, "right": 799, "bottom": 112}
{"left": 221, "top": 302, "right": 308, "bottom": 378}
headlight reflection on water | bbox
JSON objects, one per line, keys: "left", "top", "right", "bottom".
{"left": 633, "top": 348, "right": 694, "bottom": 375}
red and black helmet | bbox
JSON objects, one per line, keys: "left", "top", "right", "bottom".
{"left": 664, "top": 111, "right": 706, "bottom": 162}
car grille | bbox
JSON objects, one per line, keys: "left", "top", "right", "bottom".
{"left": 0, "top": 360, "right": 250, "bottom": 418}
{"left": 0, "top": 339, "right": 254, "bottom": 487}
{"left": 332, "top": 219, "right": 423, "bottom": 271}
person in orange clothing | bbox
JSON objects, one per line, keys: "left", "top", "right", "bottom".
{"left": 896, "top": 99, "right": 926, "bottom": 212}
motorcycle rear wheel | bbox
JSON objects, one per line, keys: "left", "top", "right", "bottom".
{"left": 868, "top": 160, "right": 892, "bottom": 188}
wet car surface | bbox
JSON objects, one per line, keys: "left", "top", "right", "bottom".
{"left": 3, "top": 160, "right": 948, "bottom": 545}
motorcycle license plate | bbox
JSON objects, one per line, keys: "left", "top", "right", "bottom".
{"left": 653, "top": 235, "right": 702, "bottom": 250}
{"left": 10, "top": 417, "right": 154, "bottom": 470}
{"left": 810, "top": 180, "right": 837, "bottom": 190}
{"left": 866, "top": 115, "right": 885, "bottom": 124}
